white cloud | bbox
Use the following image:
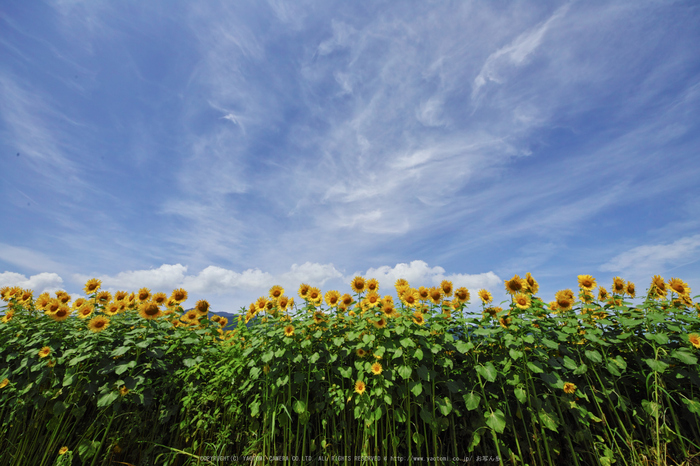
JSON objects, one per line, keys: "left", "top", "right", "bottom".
{"left": 600, "top": 235, "right": 700, "bottom": 276}
{"left": 0, "top": 271, "right": 64, "bottom": 294}
{"left": 0, "top": 244, "right": 66, "bottom": 273}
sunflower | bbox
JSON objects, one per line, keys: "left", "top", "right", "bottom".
{"left": 499, "top": 316, "right": 512, "bottom": 328}
{"left": 650, "top": 275, "right": 668, "bottom": 299}
{"left": 339, "top": 294, "right": 354, "bottom": 310}
{"left": 59, "top": 446, "right": 69, "bottom": 455}
{"left": 356, "top": 348, "right": 367, "bottom": 358}
{"left": 313, "top": 311, "right": 325, "bottom": 324}
{"left": 139, "top": 302, "right": 162, "bottom": 320}
{"left": 218, "top": 317, "right": 228, "bottom": 328}
{"left": 478, "top": 289, "right": 493, "bottom": 305}
{"left": 668, "top": 278, "right": 691, "bottom": 296}
{"left": 505, "top": 275, "right": 526, "bottom": 295}
{"left": 412, "top": 311, "right": 425, "bottom": 326}
{"left": 416, "top": 286, "right": 429, "bottom": 301}
{"left": 579, "top": 290, "right": 594, "bottom": 304}
{"left": 577, "top": 275, "right": 597, "bottom": 291}
{"left": 94, "top": 291, "right": 111, "bottom": 305}
{"left": 371, "top": 362, "right": 383, "bottom": 375}
{"left": 354, "top": 380, "right": 366, "bottom": 395}
{"left": 104, "top": 302, "right": 120, "bottom": 316}
{"left": 77, "top": 303, "right": 95, "bottom": 319}
{"left": 84, "top": 278, "right": 102, "bottom": 295}
{"left": 366, "top": 278, "right": 379, "bottom": 293}
{"left": 56, "top": 292, "right": 71, "bottom": 305}
{"left": 47, "top": 359, "right": 56, "bottom": 368}
{"left": 402, "top": 289, "right": 420, "bottom": 308}
{"left": 119, "top": 386, "right": 129, "bottom": 396}
{"left": 308, "top": 287, "right": 322, "bottom": 305}
{"left": 49, "top": 306, "right": 71, "bottom": 322}
{"left": 70, "top": 297, "right": 86, "bottom": 310}
{"left": 427, "top": 287, "right": 442, "bottom": 304}
{"left": 522, "top": 273, "right": 539, "bottom": 294}
{"left": 1, "top": 311, "right": 14, "bottom": 323}
{"left": 19, "top": 289, "right": 33, "bottom": 303}
{"left": 363, "top": 292, "right": 381, "bottom": 309}
{"left": 0, "top": 286, "right": 11, "bottom": 301}
{"left": 374, "top": 317, "right": 387, "bottom": 329}
{"left": 38, "top": 346, "right": 51, "bottom": 358}
{"left": 137, "top": 288, "right": 151, "bottom": 302}
{"left": 382, "top": 303, "right": 396, "bottom": 318}
{"left": 454, "top": 287, "right": 470, "bottom": 303}
{"left": 598, "top": 287, "right": 609, "bottom": 301}
{"left": 284, "top": 325, "right": 294, "bottom": 337}
{"left": 514, "top": 293, "right": 531, "bottom": 310}
{"left": 35, "top": 293, "right": 51, "bottom": 310}
{"left": 611, "top": 277, "right": 626, "bottom": 294}
{"left": 555, "top": 290, "right": 575, "bottom": 312}
{"left": 626, "top": 282, "right": 636, "bottom": 298}
{"left": 563, "top": 383, "right": 577, "bottom": 394}
{"left": 689, "top": 334, "right": 700, "bottom": 349}
{"left": 114, "top": 290, "right": 129, "bottom": 301}
{"left": 87, "top": 316, "right": 110, "bottom": 333}
{"left": 149, "top": 292, "right": 167, "bottom": 306}
{"left": 351, "top": 276, "right": 366, "bottom": 294}
{"left": 0, "top": 378, "right": 9, "bottom": 389}
{"left": 440, "top": 280, "right": 454, "bottom": 297}
{"left": 269, "top": 285, "right": 284, "bottom": 300}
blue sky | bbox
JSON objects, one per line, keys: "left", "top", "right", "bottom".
{"left": 1, "top": 1, "right": 699, "bottom": 315}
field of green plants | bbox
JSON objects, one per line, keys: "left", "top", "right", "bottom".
{"left": 1, "top": 274, "right": 699, "bottom": 466}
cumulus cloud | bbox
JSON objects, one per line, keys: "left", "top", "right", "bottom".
{"left": 362, "top": 260, "right": 502, "bottom": 292}
{"left": 0, "top": 271, "right": 64, "bottom": 294}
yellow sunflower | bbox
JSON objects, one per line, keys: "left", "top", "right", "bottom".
{"left": 170, "top": 288, "right": 188, "bottom": 303}
{"left": 555, "top": 290, "right": 575, "bottom": 312}
{"left": 577, "top": 275, "right": 597, "bottom": 291}
{"left": 427, "top": 287, "right": 442, "bottom": 304}
{"left": 668, "top": 278, "right": 691, "bottom": 296}
{"left": 598, "top": 287, "right": 609, "bottom": 301}
{"left": 151, "top": 292, "right": 168, "bottom": 306}
{"left": 402, "top": 289, "right": 420, "bottom": 308}
{"left": 454, "top": 287, "right": 470, "bottom": 304}
{"left": 87, "top": 316, "right": 110, "bottom": 333}
{"left": 114, "top": 290, "right": 129, "bottom": 301}
{"left": 255, "top": 297, "right": 268, "bottom": 313}
{"left": 689, "top": 334, "right": 700, "bottom": 349}
{"left": 298, "top": 283, "right": 311, "bottom": 300}
{"left": 77, "top": 303, "right": 95, "bottom": 319}
{"left": 138, "top": 302, "right": 162, "bottom": 320}
{"left": 417, "top": 287, "right": 430, "bottom": 301}
{"left": 84, "top": 278, "right": 102, "bottom": 295}
{"left": 504, "top": 275, "right": 526, "bottom": 295}
{"left": 95, "top": 291, "right": 112, "bottom": 305}
{"left": 374, "top": 317, "right": 387, "bottom": 329}
{"left": 1, "top": 311, "right": 14, "bottom": 323}
{"left": 0, "top": 378, "right": 9, "bottom": 389}
{"left": 354, "top": 380, "right": 366, "bottom": 395}
{"left": 626, "top": 282, "right": 636, "bottom": 298}
{"left": 49, "top": 306, "right": 71, "bottom": 322}
{"left": 523, "top": 273, "right": 539, "bottom": 294}
{"left": 35, "top": 293, "right": 51, "bottom": 310}
{"left": 363, "top": 291, "right": 381, "bottom": 309}
{"left": 71, "top": 297, "right": 87, "bottom": 310}
{"left": 38, "top": 346, "right": 51, "bottom": 358}
{"left": 137, "top": 288, "right": 151, "bottom": 302}
{"left": 59, "top": 446, "right": 69, "bottom": 455}
{"left": 308, "top": 287, "right": 322, "bottom": 305}
{"left": 650, "top": 275, "right": 668, "bottom": 299}
{"left": 440, "top": 280, "right": 453, "bottom": 297}
{"left": 563, "top": 382, "right": 577, "bottom": 394}
{"left": 104, "top": 302, "right": 120, "bottom": 316}
{"left": 351, "top": 276, "right": 366, "bottom": 294}
{"left": 514, "top": 293, "right": 531, "bottom": 310}
{"left": 56, "top": 291, "right": 71, "bottom": 305}
{"left": 412, "top": 311, "right": 425, "bottom": 326}
{"left": 218, "top": 317, "right": 228, "bottom": 328}
{"left": 612, "top": 277, "right": 626, "bottom": 294}
{"left": 371, "top": 362, "right": 383, "bottom": 375}
{"left": 284, "top": 325, "right": 294, "bottom": 337}
{"left": 478, "top": 289, "right": 493, "bottom": 305}
{"left": 269, "top": 285, "right": 284, "bottom": 299}
{"left": 382, "top": 303, "right": 396, "bottom": 318}
{"left": 339, "top": 294, "right": 354, "bottom": 309}
{"left": 194, "top": 299, "right": 210, "bottom": 315}
{"left": 499, "top": 316, "right": 512, "bottom": 328}
{"left": 356, "top": 348, "right": 367, "bottom": 358}
{"left": 313, "top": 311, "right": 325, "bottom": 324}
{"left": 366, "top": 278, "right": 379, "bottom": 293}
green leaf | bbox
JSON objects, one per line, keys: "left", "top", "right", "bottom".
{"left": 526, "top": 361, "right": 544, "bottom": 374}
{"left": 463, "top": 392, "right": 480, "bottom": 411}
{"left": 514, "top": 387, "right": 527, "bottom": 404}
{"left": 338, "top": 366, "right": 352, "bottom": 378}
{"left": 642, "top": 399, "right": 660, "bottom": 418}
{"left": 485, "top": 409, "right": 506, "bottom": 434}
{"left": 400, "top": 337, "right": 415, "bottom": 348}
{"left": 455, "top": 340, "right": 473, "bottom": 354}
{"left": 468, "top": 430, "right": 481, "bottom": 452}
{"left": 293, "top": 400, "right": 306, "bottom": 414}
{"left": 438, "top": 397, "right": 452, "bottom": 416}
{"left": 509, "top": 349, "right": 524, "bottom": 360}
{"left": 413, "top": 348, "right": 424, "bottom": 361}
{"left": 539, "top": 409, "right": 559, "bottom": 431}
{"left": 682, "top": 398, "right": 700, "bottom": 414}
{"left": 276, "top": 374, "right": 289, "bottom": 386}
{"left": 573, "top": 363, "right": 588, "bottom": 375}
{"left": 476, "top": 362, "right": 498, "bottom": 382}
{"left": 261, "top": 350, "right": 274, "bottom": 363}
{"left": 409, "top": 381, "right": 423, "bottom": 396}
{"left": 97, "top": 391, "right": 119, "bottom": 408}
{"left": 250, "top": 400, "right": 260, "bottom": 417}
{"left": 110, "top": 346, "right": 131, "bottom": 357}
{"left": 644, "top": 332, "right": 669, "bottom": 345}
{"left": 393, "top": 348, "right": 403, "bottom": 359}
{"left": 53, "top": 401, "right": 69, "bottom": 416}
{"left": 412, "top": 432, "right": 424, "bottom": 446}
{"left": 62, "top": 372, "right": 77, "bottom": 387}
{"left": 77, "top": 440, "right": 100, "bottom": 461}
{"left": 562, "top": 356, "right": 578, "bottom": 371}
{"left": 362, "top": 334, "right": 374, "bottom": 345}
{"left": 522, "top": 334, "right": 535, "bottom": 344}
{"left": 541, "top": 338, "right": 559, "bottom": 350}
{"left": 606, "top": 361, "right": 621, "bottom": 377}
{"left": 249, "top": 367, "right": 261, "bottom": 380}
{"left": 645, "top": 359, "right": 669, "bottom": 373}
{"left": 397, "top": 365, "right": 412, "bottom": 380}
{"left": 309, "top": 352, "right": 320, "bottom": 364}
{"left": 672, "top": 350, "right": 698, "bottom": 365}
{"left": 332, "top": 337, "right": 344, "bottom": 347}
{"left": 585, "top": 350, "right": 603, "bottom": 364}
{"left": 417, "top": 364, "right": 430, "bottom": 381}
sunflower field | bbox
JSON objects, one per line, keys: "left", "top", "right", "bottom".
{"left": 1, "top": 274, "right": 700, "bottom": 466}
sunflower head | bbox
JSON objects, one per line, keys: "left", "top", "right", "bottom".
{"left": 478, "top": 289, "right": 493, "bottom": 305}
{"left": 417, "top": 286, "right": 430, "bottom": 301}
{"left": 626, "top": 282, "right": 636, "bottom": 298}
{"left": 59, "top": 446, "right": 69, "bottom": 455}
{"left": 563, "top": 382, "right": 577, "bottom": 394}
{"left": 366, "top": 278, "right": 379, "bottom": 293}
{"left": 0, "top": 378, "right": 9, "bottom": 389}
{"left": 308, "top": 287, "right": 322, "bottom": 304}
{"left": 88, "top": 316, "right": 110, "bottom": 333}
{"left": 454, "top": 287, "right": 470, "bottom": 303}
{"left": 284, "top": 325, "right": 294, "bottom": 337}
{"left": 598, "top": 287, "right": 609, "bottom": 302}
{"left": 504, "top": 275, "right": 525, "bottom": 295}
{"left": 611, "top": 277, "right": 626, "bottom": 294}
{"left": 49, "top": 306, "right": 71, "bottom": 322}
{"left": 137, "top": 288, "right": 152, "bottom": 302}
{"left": 268, "top": 285, "right": 284, "bottom": 300}
{"left": 374, "top": 317, "right": 387, "bottom": 328}
{"left": 95, "top": 291, "right": 112, "bottom": 305}
{"left": 195, "top": 299, "right": 210, "bottom": 315}
{"left": 514, "top": 293, "right": 531, "bottom": 310}
{"left": 139, "top": 302, "right": 162, "bottom": 320}
{"left": 524, "top": 273, "right": 539, "bottom": 294}
{"left": 354, "top": 380, "right": 366, "bottom": 395}
{"left": 429, "top": 287, "right": 443, "bottom": 304}
{"left": 84, "top": 278, "right": 102, "bottom": 295}
{"left": 38, "top": 346, "right": 51, "bottom": 358}
{"left": 402, "top": 289, "right": 420, "bottom": 308}
{"left": 577, "top": 275, "right": 597, "bottom": 291}
{"left": 371, "top": 362, "right": 383, "bottom": 375}
{"left": 668, "top": 278, "right": 691, "bottom": 296}
{"left": 114, "top": 290, "right": 129, "bottom": 301}
{"left": 356, "top": 348, "right": 367, "bottom": 358}
{"left": 351, "top": 276, "right": 366, "bottom": 294}
{"left": 440, "top": 280, "right": 454, "bottom": 297}
{"left": 412, "top": 311, "right": 425, "bottom": 326}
